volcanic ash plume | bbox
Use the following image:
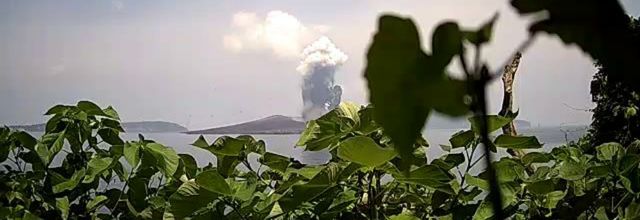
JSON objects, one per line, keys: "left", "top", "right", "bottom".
{"left": 297, "top": 37, "right": 348, "bottom": 121}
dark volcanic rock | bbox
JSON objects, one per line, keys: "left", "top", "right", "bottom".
{"left": 186, "top": 115, "right": 305, "bottom": 134}
{"left": 10, "top": 121, "right": 187, "bottom": 133}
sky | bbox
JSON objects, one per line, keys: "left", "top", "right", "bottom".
{"left": 1, "top": 0, "right": 639, "bottom": 129}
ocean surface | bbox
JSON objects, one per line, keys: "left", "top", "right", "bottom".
{"left": 119, "top": 125, "right": 588, "bottom": 166}
{"left": 11, "top": 125, "right": 587, "bottom": 171}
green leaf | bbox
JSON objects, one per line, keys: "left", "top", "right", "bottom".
{"left": 144, "top": 143, "right": 180, "bottom": 177}
{"left": 195, "top": 169, "right": 232, "bottom": 195}
{"left": 101, "top": 118, "right": 124, "bottom": 132}
{"left": 190, "top": 135, "right": 209, "bottom": 149}
{"left": 494, "top": 134, "right": 542, "bottom": 149}
{"left": 83, "top": 157, "right": 113, "bottom": 183}
{"left": 522, "top": 152, "right": 553, "bottom": 165}
{"left": 619, "top": 155, "right": 640, "bottom": 174}
{"left": 511, "top": 0, "right": 640, "bottom": 90}
{"left": 13, "top": 131, "right": 37, "bottom": 150}
{"left": 432, "top": 22, "right": 463, "bottom": 67}
{"left": 389, "top": 211, "right": 420, "bottom": 220}
{"left": 56, "top": 197, "right": 69, "bottom": 219}
{"left": 364, "top": 15, "right": 468, "bottom": 170}
{"left": 473, "top": 201, "right": 495, "bottom": 220}
{"left": 53, "top": 168, "right": 86, "bottom": 193}
{"left": 208, "top": 136, "right": 247, "bottom": 156}
{"left": 558, "top": 159, "right": 586, "bottom": 181}
{"left": 279, "top": 184, "right": 333, "bottom": 212}
{"left": 526, "top": 179, "right": 555, "bottom": 195}
{"left": 494, "top": 158, "right": 526, "bottom": 182}
{"left": 97, "top": 128, "right": 124, "bottom": 145}
{"left": 87, "top": 195, "right": 108, "bottom": 211}
{"left": 179, "top": 154, "right": 198, "bottom": 178}
{"left": 596, "top": 142, "right": 624, "bottom": 161}
{"left": 395, "top": 165, "right": 454, "bottom": 194}
{"left": 449, "top": 130, "right": 475, "bottom": 148}
{"left": 465, "top": 173, "right": 489, "bottom": 191}
{"left": 296, "top": 102, "right": 361, "bottom": 151}
{"left": 468, "top": 115, "right": 513, "bottom": 135}
{"left": 168, "top": 181, "right": 218, "bottom": 219}
{"left": 45, "top": 105, "right": 72, "bottom": 115}
{"left": 103, "top": 106, "right": 120, "bottom": 120}
{"left": 464, "top": 13, "right": 498, "bottom": 45}
{"left": 544, "top": 191, "right": 566, "bottom": 209}
{"left": 77, "top": 100, "right": 106, "bottom": 116}
{"left": 50, "top": 130, "right": 66, "bottom": 157}
{"left": 124, "top": 142, "right": 141, "bottom": 168}
{"left": 216, "top": 155, "right": 240, "bottom": 178}
{"left": 337, "top": 136, "right": 397, "bottom": 167}
{"left": 259, "top": 152, "right": 291, "bottom": 173}
{"left": 230, "top": 180, "right": 257, "bottom": 201}
{"left": 364, "top": 14, "right": 429, "bottom": 167}
{"left": 432, "top": 153, "right": 465, "bottom": 170}
{"left": 35, "top": 143, "right": 51, "bottom": 165}
{"left": 595, "top": 206, "right": 609, "bottom": 220}
{"left": 23, "top": 211, "right": 41, "bottom": 220}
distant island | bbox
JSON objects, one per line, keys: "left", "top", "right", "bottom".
{"left": 425, "top": 115, "right": 531, "bottom": 129}
{"left": 10, "top": 121, "right": 188, "bottom": 133}
{"left": 184, "top": 114, "right": 532, "bottom": 134}
{"left": 185, "top": 115, "right": 305, "bottom": 134}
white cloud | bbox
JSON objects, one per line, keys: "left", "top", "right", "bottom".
{"left": 223, "top": 10, "right": 327, "bottom": 58}
{"left": 48, "top": 64, "right": 66, "bottom": 76}
{"left": 111, "top": 0, "right": 124, "bottom": 11}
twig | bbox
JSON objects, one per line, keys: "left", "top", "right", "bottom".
{"left": 474, "top": 56, "right": 505, "bottom": 219}
{"left": 490, "top": 36, "right": 537, "bottom": 80}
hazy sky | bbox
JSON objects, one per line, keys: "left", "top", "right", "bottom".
{"left": 1, "top": 0, "right": 639, "bottom": 129}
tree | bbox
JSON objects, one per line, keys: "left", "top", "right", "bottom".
{"left": 589, "top": 17, "right": 640, "bottom": 146}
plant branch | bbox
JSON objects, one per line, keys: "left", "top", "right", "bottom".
{"left": 472, "top": 53, "right": 505, "bottom": 219}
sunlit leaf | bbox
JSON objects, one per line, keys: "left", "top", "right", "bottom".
{"left": 395, "top": 165, "right": 454, "bottom": 194}
{"left": 296, "top": 102, "right": 361, "bottom": 151}
{"left": 77, "top": 100, "right": 106, "bottom": 116}
{"left": 87, "top": 195, "right": 108, "bottom": 211}
{"left": 468, "top": 115, "right": 513, "bottom": 135}
{"left": 168, "top": 181, "right": 218, "bottom": 219}
{"left": 596, "top": 142, "right": 624, "bottom": 161}
{"left": 337, "top": 136, "right": 397, "bottom": 167}
{"left": 83, "top": 157, "right": 113, "bottom": 183}
{"left": 494, "top": 134, "right": 542, "bottom": 149}
{"left": 259, "top": 152, "right": 291, "bottom": 173}
{"left": 449, "top": 130, "right": 475, "bottom": 148}
{"left": 526, "top": 179, "right": 555, "bottom": 195}
{"left": 522, "top": 152, "right": 553, "bottom": 165}
{"left": 56, "top": 197, "right": 69, "bottom": 219}
{"left": 144, "top": 143, "right": 180, "bottom": 177}
{"left": 97, "top": 128, "right": 123, "bottom": 145}
{"left": 53, "top": 168, "right": 86, "bottom": 193}
{"left": 195, "top": 169, "right": 232, "bottom": 195}
{"left": 558, "top": 159, "right": 586, "bottom": 181}
{"left": 124, "top": 142, "right": 141, "bottom": 168}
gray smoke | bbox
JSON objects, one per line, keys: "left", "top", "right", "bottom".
{"left": 297, "top": 37, "right": 348, "bottom": 121}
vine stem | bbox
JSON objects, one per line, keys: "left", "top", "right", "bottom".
{"left": 475, "top": 66, "right": 505, "bottom": 219}
{"left": 461, "top": 44, "right": 505, "bottom": 219}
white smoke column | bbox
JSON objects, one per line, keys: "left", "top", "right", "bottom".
{"left": 297, "top": 37, "right": 348, "bottom": 121}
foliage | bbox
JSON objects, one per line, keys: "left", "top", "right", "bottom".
{"left": 2, "top": 0, "right": 640, "bottom": 219}
{"left": 589, "top": 17, "right": 640, "bottom": 147}
{"left": 1, "top": 101, "right": 638, "bottom": 219}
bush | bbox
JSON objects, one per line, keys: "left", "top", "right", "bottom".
{"left": 2, "top": 102, "right": 640, "bottom": 219}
